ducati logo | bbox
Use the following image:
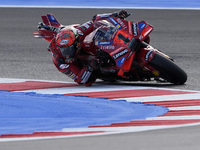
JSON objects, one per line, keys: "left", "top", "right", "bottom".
{"left": 59, "top": 40, "right": 69, "bottom": 45}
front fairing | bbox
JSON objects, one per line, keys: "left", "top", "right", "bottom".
{"left": 93, "top": 18, "right": 133, "bottom": 67}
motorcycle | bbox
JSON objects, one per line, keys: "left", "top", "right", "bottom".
{"left": 34, "top": 14, "right": 187, "bottom": 85}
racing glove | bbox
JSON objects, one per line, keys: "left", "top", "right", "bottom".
{"left": 79, "top": 58, "right": 99, "bottom": 86}
{"left": 85, "top": 73, "right": 96, "bottom": 86}
{"left": 75, "top": 66, "right": 96, "bottom": 86}
{"left": 38, "top": 22, "right": 49, "bottom": 30}
{"left": 116, "top": 10, "right": 130, "bottom": 19}
{"left": 37, "top": 22, "right": 63, "bottom": 33}
{"left": 92, "top": 10, "right": 130, "bottom": 21}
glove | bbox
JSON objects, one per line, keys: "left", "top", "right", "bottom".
{"left": 75, "top": 66, "right": 96, "bottom": 86}
{"left": 37, "top": 22, "right": 51, "bottom": 30}
{"left": 37, "top": 22, "right": 62, "bottom": 33}
{"left": 84, "top": 58, "right": 99, "bottom": 86}
{"left": 85, "top": 74, "right": 96, "bottom": 86}
{"left": 117, "top": 10, "right": 130, "bottom": 19}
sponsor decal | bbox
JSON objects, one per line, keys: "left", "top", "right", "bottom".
{"left": 77, "top": 29, "right": 84, "bottom": 36}
{"left": 59, "top": 39, "right": 69, "bottom": 45}
{"left": 59, "top": 64, "right": 70, "bottom": 70}
{"left": 87, "top": 20, "right": 93, "bottom": 25}
{"left": 95, "top": 41, "right": 113, "bottom": 45}
{"left": 81, "top": 71, "right": 91, "bottom": 84}
{"left": 113, "top": 49, "right": 128, "bottom": 60}
{"left": 69, "top": 73, "right": 76, "bottom": 80}
{"left": 100, "top": 45, "right": 115, "bottom": 50}
{"left": 138, "top": 22, "right": 146, "bottom": 33}
{"left": 80, "top": 26, "right": 87, "bottom": 31}
{"left": 109, "top": 17, "right": 118, "bottom": 25}
{"left": 68, "top": 72, "right": 77, "bottom": 80}
{"left": 145, "top": 50, "right": 154, "bottom": 61}
{"left": 80, "top": 21, "right": 93, "bottom": 31}
{"left": 83, "top": 23, "right": 90, "bottom": 29}
{"left": 132, "top": 22, "right": 138, "bottom": 36}
{"left": 152, "top": 70, "right": 160, "bottom": 76}
{"left": 117, "top": 18, "right": 127, "bottom": 30}
{"left": 109, "top": 17, "right": 121, "bottom": 30}
{"left": 117, "top": 56, "right": 126, "bottom": 67}
{"left": 98, "top": 14, "right": 110, "bottom": 18}
{"left": 63, "top": 69, "right": 70, "bottom": 75}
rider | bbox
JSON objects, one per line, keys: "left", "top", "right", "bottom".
{"left": 43, "top": 10, "right": 130, "bottom": 86}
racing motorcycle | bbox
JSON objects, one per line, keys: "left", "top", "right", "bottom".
{"left": 34, "top": 14, "right": 187, "bottom": 85}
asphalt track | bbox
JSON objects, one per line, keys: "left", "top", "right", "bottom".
{"left": 0, "top": 8, "right": 200, "bottom": 150}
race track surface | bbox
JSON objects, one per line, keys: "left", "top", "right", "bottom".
{"left": 0, "top": 8, "right": 200, "bottom": 150}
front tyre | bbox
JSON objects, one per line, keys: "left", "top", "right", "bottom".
{"left": 149, "top": 53, "right": 187, "bottom": 85}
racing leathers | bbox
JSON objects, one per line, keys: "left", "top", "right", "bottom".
{"left": 48, "top": 10, "right": 129, "bottom": 86}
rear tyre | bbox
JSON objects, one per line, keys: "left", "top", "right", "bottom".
{"left": 149, "top": 53, "right": 187, "bottom": 85}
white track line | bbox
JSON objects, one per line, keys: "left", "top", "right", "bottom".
{"left": 147, "top": 115, "right": 200, "bottom": 120}
{"left": 116, "top": 93, "right": 200, "bottom": 102}
{"left": 169, "top": 106, "right": 200, "bottom": 111}
{"left": 21, "top": 86, "right": 148, "bottom": 94}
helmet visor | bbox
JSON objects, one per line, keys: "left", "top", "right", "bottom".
{"left": 60, "top": 44, "right": 76, "bottom": 61}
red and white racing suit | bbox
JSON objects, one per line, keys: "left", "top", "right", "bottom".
{"left": 48, "top": 12, "right": 121, "bottom": 86}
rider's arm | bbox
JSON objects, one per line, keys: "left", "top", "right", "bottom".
{"left": 48, "top": 39, "right": 96, "bottom": 86}
{"left": 52, "top": 54, "right": 96, "bottom": 86}
{"left": 93, "top": 10, "right": 130, "bottom": 21}
{"left": 75, "top": 10, "right": 130, "bottom": 41}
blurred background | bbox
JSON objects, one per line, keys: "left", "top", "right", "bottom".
{"left": 0, "top": 0, "right": 200, "bottom": 8}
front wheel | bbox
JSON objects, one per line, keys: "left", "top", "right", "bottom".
{"left": 149, "top": 53, "right": 187, "bottom": 85}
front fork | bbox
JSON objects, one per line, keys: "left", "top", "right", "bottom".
{"left": 136, "top": 43, "right": 171, "bottom": 77}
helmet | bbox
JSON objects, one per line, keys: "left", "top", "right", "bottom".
{"left": 56, "top": 28, "right": 79, "bottom": 63}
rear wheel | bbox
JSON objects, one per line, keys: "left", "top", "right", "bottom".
{"left": 149, "top": 53, "right": 187, "bottom": 85}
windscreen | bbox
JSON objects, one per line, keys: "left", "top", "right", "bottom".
{"left": 93, "top": 20, "right": 117, "bottom": 42}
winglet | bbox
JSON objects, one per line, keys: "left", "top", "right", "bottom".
{"left": 118, "top": 51, "right": 135, "bottom": 76}
{"left": 41, "top": 14, "right": 61, "bottom": 27}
